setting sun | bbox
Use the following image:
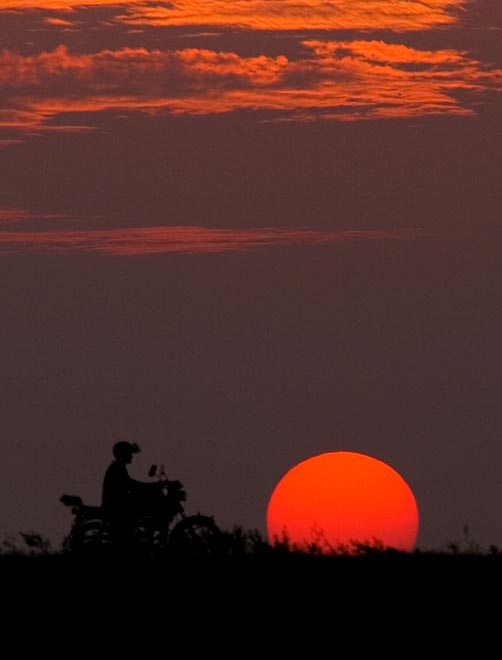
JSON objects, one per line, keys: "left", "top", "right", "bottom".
{"left": 266, "top": 452, "right": 419, "bottom": 553}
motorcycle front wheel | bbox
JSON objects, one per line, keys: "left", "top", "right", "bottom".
{"left": 168, "top": 514, "right": 224, "bottom": 558}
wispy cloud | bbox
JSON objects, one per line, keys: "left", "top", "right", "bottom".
{"left": 0, "top": 207, "right": 34, "bottom": 222}
{"left": 0, "top": 0, "right": 466, "bottom": 31}
{"left": 0, "top": 225, "right": 429, "bottom": 255}
{"left": 0, "top": 206, "right": 70, "bottom": 223}
{"left": 43, "top": 17, "right": 75, "bottom": 26}
{"left": 0, "top": 0, "right": 118, "bottom": 8}
{"left": 1, "top": 40, "right": 500, "bottom": 138}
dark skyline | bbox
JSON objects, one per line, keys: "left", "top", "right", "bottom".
{"left": 1, "top": 0, "right": 501, "bottom": 552}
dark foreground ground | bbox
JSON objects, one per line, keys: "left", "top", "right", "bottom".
{"left": 3, "top": 550, "right": 502, "bottom": 602}
{"left": 2, "top": 550, "right": 501, "bottom": 651}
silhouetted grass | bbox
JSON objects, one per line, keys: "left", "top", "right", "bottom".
{"left": 2, "top": 527, "right": 496, "bottom": 642}
{"left": 2, "top": 524, "right": 501, "bottom": 561}
{"left": 1, "top": 524, "right": 501, "bottom": 629}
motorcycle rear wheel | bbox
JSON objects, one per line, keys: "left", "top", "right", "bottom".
{"left": 64, "top": 520, "right": 111, "bottom": 557}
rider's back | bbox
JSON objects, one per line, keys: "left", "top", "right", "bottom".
{"left": 102, "top": 459, "right": 136, "bottom": 516}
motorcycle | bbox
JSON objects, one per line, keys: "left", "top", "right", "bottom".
{"left": 60, "top": 464, "right": 223, "bottom": 558}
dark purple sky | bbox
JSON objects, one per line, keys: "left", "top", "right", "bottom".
{"left": 1, "top": 0, "right": 501, "bottom": 552}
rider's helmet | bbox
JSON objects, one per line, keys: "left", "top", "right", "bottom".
{"left": 113, "top": 440, "right": 141, "bottom": 460}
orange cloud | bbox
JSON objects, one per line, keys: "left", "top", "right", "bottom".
{"left": 0, "top": 225, "right": 429, "bottom": 256}
{"left": 117, "top": 0, "right": 466, "bottom": 31}
{"left": 1, "top": 41, "right": 500, "bottom": 136}
{"left": 43, "top": 17, "right": 75, "bottom": 26}
{"left": 0, "top": 0, "right": 466, "bottom": 31}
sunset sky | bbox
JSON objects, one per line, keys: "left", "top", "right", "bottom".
{"left": 1, "top": 0, "right": 501, "bottom": 552}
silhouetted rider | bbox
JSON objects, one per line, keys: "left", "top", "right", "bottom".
{"left": 102, "top": 440, "right": 166, "bottom": 536}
